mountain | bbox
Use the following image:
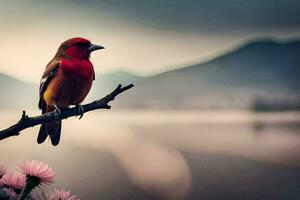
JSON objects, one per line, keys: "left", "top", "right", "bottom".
{"left": 97, "top": 70, "right": 142, "bottom": 84}
{"left": 0, "top": 38, "right": 299, "bottom": 110}
{"left": 0, "top": 73, "right": 37, "bottom": 109}
{"left": 88, "top": 71, "right": 143, "bottom": 101}
{"left": 111, "top": 39, "right": 300, "bottom": 109}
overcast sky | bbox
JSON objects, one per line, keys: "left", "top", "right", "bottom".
{"left": 0, "top": 0, "right": 299, "bottom": 82}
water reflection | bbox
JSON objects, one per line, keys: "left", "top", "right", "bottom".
{"left": 1, "top": 110, "right": 300, "bottom": 199}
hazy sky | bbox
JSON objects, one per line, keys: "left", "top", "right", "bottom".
{"left": 0, "top": 0, "right": 299, "bottom": 82}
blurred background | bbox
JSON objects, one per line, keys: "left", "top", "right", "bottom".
{"left": 0, "top": 0, "right": 300, "bottom": 199}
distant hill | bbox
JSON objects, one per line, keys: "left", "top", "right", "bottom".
{"left": 0, "top": 73, "right": 37, "bottom": 109}
{"left": 111, "top": 39, "right": 300, "bottom": 109}
{"left": 89, "top": 71, "right": 142, "bottom": 97}
{"left": 85, "top": 70, "right": 142, "bottom": 103}
{"left": 1, "top": 38, "right": 299, "bottom": 110}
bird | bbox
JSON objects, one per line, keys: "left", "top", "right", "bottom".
{"left": 37, "top": 37, "right": 104, "bottom": 146}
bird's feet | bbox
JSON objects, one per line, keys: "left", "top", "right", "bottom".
{"left": 54, "top": 105, "right": 61, "bottom": 120}
{"left": 76, "top": 104, "right": 85, "bottom": 119}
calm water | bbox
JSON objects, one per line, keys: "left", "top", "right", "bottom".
{"left": 1, "top": 110, "right": 300, "bottom": 199}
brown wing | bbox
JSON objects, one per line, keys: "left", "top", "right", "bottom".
{"left": 38, "top": 60, "right": 61, "bottom": 110}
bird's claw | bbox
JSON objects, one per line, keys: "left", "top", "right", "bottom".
{"left": 76, "top": 104, "right": 85, "bottom": 119}
{"left": 53, "top": 105, "right": 61, "bottom": 120}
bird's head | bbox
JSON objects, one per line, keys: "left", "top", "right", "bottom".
{"left": 55, "top": 37, "right": 104, "bottom": 59}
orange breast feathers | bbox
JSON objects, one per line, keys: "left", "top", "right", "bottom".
{"left": 43, "top": 59, "right": 94, "bottom": 108}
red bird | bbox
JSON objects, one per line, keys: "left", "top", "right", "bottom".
{"left": 37, "top": 37, "right": 104, "bottom": 145}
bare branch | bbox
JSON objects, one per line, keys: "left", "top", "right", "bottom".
{"left": 0, "top": 84, "right": 134, "bottom": 141}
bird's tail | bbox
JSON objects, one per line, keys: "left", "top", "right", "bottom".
{"left": 37, "top": 123, "right": 48, "bottom": 144}
{"left": 37, "top": 105, "right": 62, "bottom": 146}
{"left": 48, "top": 120, "right": 62, "bottom": 146}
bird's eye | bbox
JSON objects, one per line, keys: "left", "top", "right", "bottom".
{"left": 77, "top": 43, "right": 84, "bottom": 48}
{"left": 77, "top": 42, "right": 90, "bottom": 49}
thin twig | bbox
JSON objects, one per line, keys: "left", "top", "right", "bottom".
{"left": 0, "top": 84, "right": 134, "bottom": 141}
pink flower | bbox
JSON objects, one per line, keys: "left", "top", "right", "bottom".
{"left": 1, "top": 187, "right": 18, "bottom": 200}
{"left": 18, "top": 160, "right": 55, "bottom": 185}
{"left": 48, "top": 189, "right": 79, "bottom": 200}
{"left": 0, "top": 164, "right": 6, "bottom": 179}
{"left": 2, "top": 171, "right": 25, "bottom": 190}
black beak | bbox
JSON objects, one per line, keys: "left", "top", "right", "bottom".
{"left": 88, "top": 44, "right": 104, "bottom": 52}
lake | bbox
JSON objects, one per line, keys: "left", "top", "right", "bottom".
{"left": 1, "top": 110, "right": 300, "bottom": 199}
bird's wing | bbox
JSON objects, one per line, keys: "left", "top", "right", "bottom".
{"left": 38, "top": 60, "right": 60, "bottom": 110}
